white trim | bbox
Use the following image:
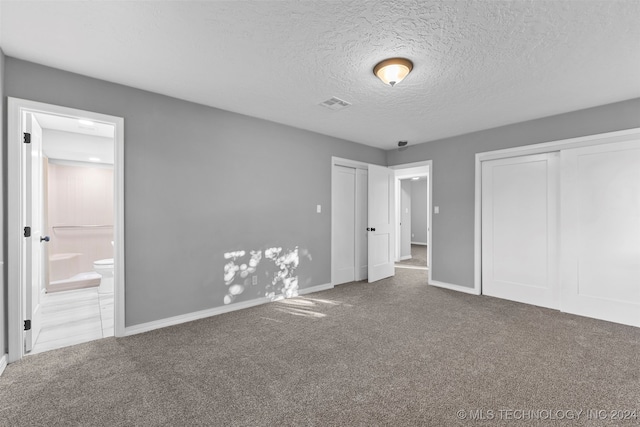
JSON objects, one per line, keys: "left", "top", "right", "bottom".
{"left": 331, "top": 156, "right": 370, "bottom": 170}
{"left": 125, "top": 297, "right": 272, "bottom": 336}
{"left": 395, "top": 264, "right": 428, "bottom": 271}
{"left": 474, "top": 127, "right": 640, "bottom": 296}
{"left": 300, "top": 282, "right": 334, "bottom": 294}
{"left": 7, "top": 97, "right": 125, "bottom": 363}
{"left": 0, "top": 354, "right": 8, "bottom": 377}
{"left": 125, "top": 283, "right": 333, "bottom": 336}
{"left": 411, "top": 241, "right": 427, "bottom": 246}
{"left": 476, "top": 128, "right": 640, "bottom": 162}
{"left": 388, "top": 160, "right": 432, "bottom": 170}
{"left": 429, "top": 280, "right": 480, "bottom": 295}
{"left": 394, "top": 177, "right": 401, "bottom": 261}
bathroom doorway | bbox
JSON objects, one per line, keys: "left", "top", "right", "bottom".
{"left": 8, "top": 98, "right": 125, "bottom": 362}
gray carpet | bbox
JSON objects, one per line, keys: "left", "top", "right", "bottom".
{"left": 396, "top": 244, "right": 428, "bottom": 267}
{"left": 1, "top": 269, "right": 639, "bottom": 426}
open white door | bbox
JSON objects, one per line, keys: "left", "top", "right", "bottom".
{"left": 23, "top": 112, "right": 45, "bottom": 352}
{"left": 560, "top": 139, "right": 640, "bottom": 327}
{"left": 368, "top": 164, "right": 395, "bottom": 282}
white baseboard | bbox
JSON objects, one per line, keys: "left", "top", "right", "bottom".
{"left": 299, "top": 282, "right": 333, "bottom": 295}
{"left": 124, "top": 283, "right": 333, "bottom": 337}
{"left": 411, "top": 241, "right": 427, "bottom": 246}
{"left": 429, "top": 280, "right": 480, "bottom": 295}
{"left": 395, "top": 264, "right": 428, "bottom": 270}
{"left": 0, "top": 354, "right": 7, "bottom": 377}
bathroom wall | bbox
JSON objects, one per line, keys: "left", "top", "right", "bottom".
{"left": 47, "top": 162, "right": 114, "bottom": 288}
{"left": 387, "top": 98, "right": 640, "bottom": 288}
{"left": 5, "top": 58, "right": 387, "bottom": 327}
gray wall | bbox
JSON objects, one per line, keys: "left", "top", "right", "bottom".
{"left": 387, "top": 98, "right": 640, "bottom": 288}
{"left": 410, "top": 179, "right": 427, "bottom": 245}
{"left": 0, "top": 48, "right": 5, "bottom": 355}
{"left": 4, "top": 58, "right": 386, "bottom": 327}
{"left": 400, "top": 180, "right": 411, "bottom": 259}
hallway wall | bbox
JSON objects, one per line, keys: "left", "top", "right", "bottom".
{"left": 410, "top": 179, "right": 428, "bottom": 245}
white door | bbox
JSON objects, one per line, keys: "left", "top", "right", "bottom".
{"left": 368, "top": 164, "right": 395, "bottom": 282}
{"left": 560, "top": 140, "right": 640, "bottom": 327}
{"left": 482, "top": 153, "right": 559, "bottom": 309}
{"left": 333, "top": 166, "right": 356, "bottom": 285}
{"left": 355, "top": 169, "right": 368, "bottom": 281}
{"left": 23, "top": 113, "right": 45, "bottom": 351}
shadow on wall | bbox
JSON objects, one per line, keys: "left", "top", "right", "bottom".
{"left": 223, "top": 247, "right": 312, "bottom": 305}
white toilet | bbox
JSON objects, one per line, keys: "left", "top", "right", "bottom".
{"left": 93, "top": 258, "right": 114, "bottom": 294}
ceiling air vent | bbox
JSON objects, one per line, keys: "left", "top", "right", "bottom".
{"left": 319, "top": 97, "right": 351, "bottom": 111}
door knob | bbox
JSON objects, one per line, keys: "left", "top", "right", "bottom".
{"left": 40, "top": 236, "right": 50, "bottom": 242}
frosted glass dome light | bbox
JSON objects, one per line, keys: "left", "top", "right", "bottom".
{"left": 373, "top": 58, "right": 413, "bottom": 87}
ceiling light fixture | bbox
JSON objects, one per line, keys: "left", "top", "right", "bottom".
{"left": 412, "top": 177, "right": 420, "bottom": 180}
{"left": 373, "top": 58, "right": 413, "bottom": 87}
{"left": 78, "top": 119, "right": 95, "bottom": 126}
{"left": 89, "top": 157, "right": 101, "bottom": 162}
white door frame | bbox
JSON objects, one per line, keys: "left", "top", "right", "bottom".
{"left": 7, "top": 97, "right": 126, "bottom": 363}
{"left": 389, "top": 160, "right": 433, "bottom": 284}
{"left": 331, "top": 156, "right": 369, "bottom": 286}
{"left": 393, "top": 166, "right": 429, "bottom": 263}
{"left": 474, "top": 128, "right": 640, "bottom": 296}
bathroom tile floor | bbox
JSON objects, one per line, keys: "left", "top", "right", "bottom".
{"left": 31, "top": 287, "right": 114, "bottom": 355}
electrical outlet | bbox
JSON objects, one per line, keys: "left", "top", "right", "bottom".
{"left": 412, "top": 233, "right": 414, "bottom": 238}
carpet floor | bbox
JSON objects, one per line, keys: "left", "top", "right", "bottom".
{"left": 1, "top": 269, "right": 639, "bottom": 426}
{"left": 396, "top": 244, "right": 428, "bottom": 267}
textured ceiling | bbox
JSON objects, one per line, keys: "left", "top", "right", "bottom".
{"left": 1, "top": 1, "right": 639, "bottom": 150}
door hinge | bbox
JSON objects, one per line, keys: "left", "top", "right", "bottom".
{"left": 24, "top": 320, "right": 31, "bottom": 331}
{"left": 23, "top": 132, "right": 31, "bottom": 144}
{"left": 24, "top": 226, "right": 31, "bottom": 237}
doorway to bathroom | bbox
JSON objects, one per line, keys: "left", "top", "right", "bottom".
{"left": 7, "top": 98, "right": 125, "bottom": 362}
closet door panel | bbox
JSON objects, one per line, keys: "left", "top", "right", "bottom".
{"left": 482, "top": 153, "right": 559, "bottom": 309}
{"left": 561, "top": 140, "right": 640, "bottom": 327}
{"left": 333, "top": 166, "right": 355, "bottom": 285}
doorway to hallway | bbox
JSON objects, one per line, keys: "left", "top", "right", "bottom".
{"left": 391, "top": 162, "right": 431, "bottom": 275}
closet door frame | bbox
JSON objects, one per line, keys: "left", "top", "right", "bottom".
{"left": 474, "top": 128, "right": 640, "bottom": 296}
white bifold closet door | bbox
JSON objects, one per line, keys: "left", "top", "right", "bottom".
{"left": 560, "top": 140, "right": 640, "bottom": 327}
{"left": 482, "top": 153, "right": 559, "bottom": 309}
{"left": 333, "top": 166, "right": 356, "bottom": 285}
{"left": 333, "top": 165, "right": 368, "bottom": 285}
